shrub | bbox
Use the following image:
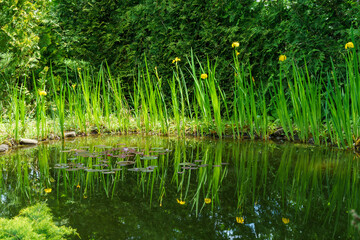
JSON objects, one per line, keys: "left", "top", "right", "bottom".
{"left": 0, "top": 203, "right": 78, "bottom": 240}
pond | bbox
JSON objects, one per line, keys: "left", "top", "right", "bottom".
{"left": 0, "top": 135, "right": 359, "bottom": 239}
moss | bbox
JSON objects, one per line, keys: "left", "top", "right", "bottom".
{"left": 0, "top": 203, "right": 78, "bottom": 240}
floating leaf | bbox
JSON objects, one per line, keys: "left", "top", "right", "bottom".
{"left": 65, "top": 168, "right": 81, "bottom": 171}
{"left": 140, "top": 156, "right": 158, "bottom": 160}
{"left": 179, "top": 162, "right": 191, "bottom": 166}
{"left": 116, "top": 161, "right": 135, "bottom": 166}
{"left": 198, "top": 164, "right": 209, "bottom": 167}
{"left": 128, "top": 168, "right": 141, "bottom": 172}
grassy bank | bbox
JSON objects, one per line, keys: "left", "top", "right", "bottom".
{"left": 1, "top": 42, "right": 360, "bottom": 150}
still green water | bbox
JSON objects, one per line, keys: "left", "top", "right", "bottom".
{"left": 0, "top": 135, "right": 359, "bottom": 239}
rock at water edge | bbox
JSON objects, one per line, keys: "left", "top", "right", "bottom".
{"left": 64, "top": 131, "right": 76, "bottom": 138}
{"left": 19, "top": 138, "right": 38, "bottom": 145}
{"left": 0, "top": 144, "right": 9, "bottom": 152}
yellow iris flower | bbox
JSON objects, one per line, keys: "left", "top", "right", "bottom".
{"left": 345, "top": 42, "right": 354, "bottom": 49}
{"left": 172, "top": 57, "right": 181, "bottom": 64}
{"left": 236, "top": 217, "right": 244, "bottom": 224}
{"left": 177, "top": 199, "right": 185, "bottom": 205}
{"left": 204, "top": 198, "right": 211, "bottom": 204}
{"left": 279, "top": 55, "right": 287, "bottom": 62}
{"left": 232, "top": 42, "right": 239, "bottom": 48}
{"left": 282, "top": 217, "right": 290, "bottom": 224}
{"left": 38, "top": 90, "right": 47, "bottom": 96}
{"left": 201, "top": 73, "right": 208, "bottom": 79}
{"left": 44, "top": 188, "right": 52, "bottom": 193}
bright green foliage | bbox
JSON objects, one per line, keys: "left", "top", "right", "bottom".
{"left": 0, "top": 203, "right": 77, "bottom": 240}
{"left": 0, "top": 1, "right": 48, "bottom": 77}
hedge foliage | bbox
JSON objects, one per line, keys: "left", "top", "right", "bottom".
{"left": 0, "top": 0, "right": 359, "bottom": 90}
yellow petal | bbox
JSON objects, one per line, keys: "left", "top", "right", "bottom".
{"left": 44, "top": 188, "right": 52, "bottom": 193}
{"left": 236, "top": 216, "right": 244, "bottom": 224}
{"left": 204, "top": 198, "right": 211, "bottom": 204}
{"left": 38, "top": 90, "right": 47, "bottom": 96}
{"left": 232, "top": 42, "right": 239, "bottom": 48}
{"left": 201, "top": 73, "right": 208, "bottom": 79}
{"left": 282, "top": 217, "right": 290, "bottom": 224}
{"left": 345, "top": 42, "right": 354, "bottom": 49}
{"left": 279, "top": 55, "right": 287, "bottom": 62}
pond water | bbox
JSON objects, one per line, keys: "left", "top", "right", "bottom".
{"left": 0, "top": 135, "right": 359, "bottom": 239}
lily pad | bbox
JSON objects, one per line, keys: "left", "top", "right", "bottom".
{"left": 179, "top": 162, "right": 191, "bottom": 166}
{"left": 140, "top": 156, "right": 158, "bottom": 160}
{"left": 198, "top": 164, "right": 209, "bottom": 167}
{"left": 128, "top": 168, "right": 141, "bottom": 172}
{"left": 116, "top": 161, "right": 135, "bottom": 166}
{"left": 94, "top": 145, "right": 113, "bottom": 148}
{"left": 65, "top": 168, "right": 81, "bottom": 171}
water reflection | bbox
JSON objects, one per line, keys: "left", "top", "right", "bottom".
{"left": 0, "top": 136, "right": 359, "bottom": 239}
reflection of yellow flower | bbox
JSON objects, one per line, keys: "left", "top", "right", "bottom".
{"left": 39, "top": 90, "right": 47, "bottom": 96}
{"left": 44, "top": 188, "right": 52, "bottom": 193}
{"left": 345, "top": 42, "right": 354, "bottom": 49}
{"left": 172, "top": 57, "right": 181, "bottom": 64}
{"left": 232, "top": 42, "right": 239, "bottom": 48}
{"left": 236, "top": 217, "right": 244, "bottom": 224}
{"left": 201, "top": 73, "right": 208, "bottom": 79}
{"left": 204, "top": 198, "right": 211, "bottom": 204}
{"left": 177, "top": 199, "right": 185, "bottom": 205}
{"left": 282, "top": 217, "right": 290, "bottom": 224}
{"left": 279, "top": 55, "right": 287, "bottom": 62}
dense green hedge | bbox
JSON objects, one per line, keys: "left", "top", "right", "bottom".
{"left": 1, "top": 0, "right": 359, "bottom": 91}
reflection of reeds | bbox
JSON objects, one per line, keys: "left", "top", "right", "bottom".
{"left": 0, "top": 137, "right": 359, "bottom": 238}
